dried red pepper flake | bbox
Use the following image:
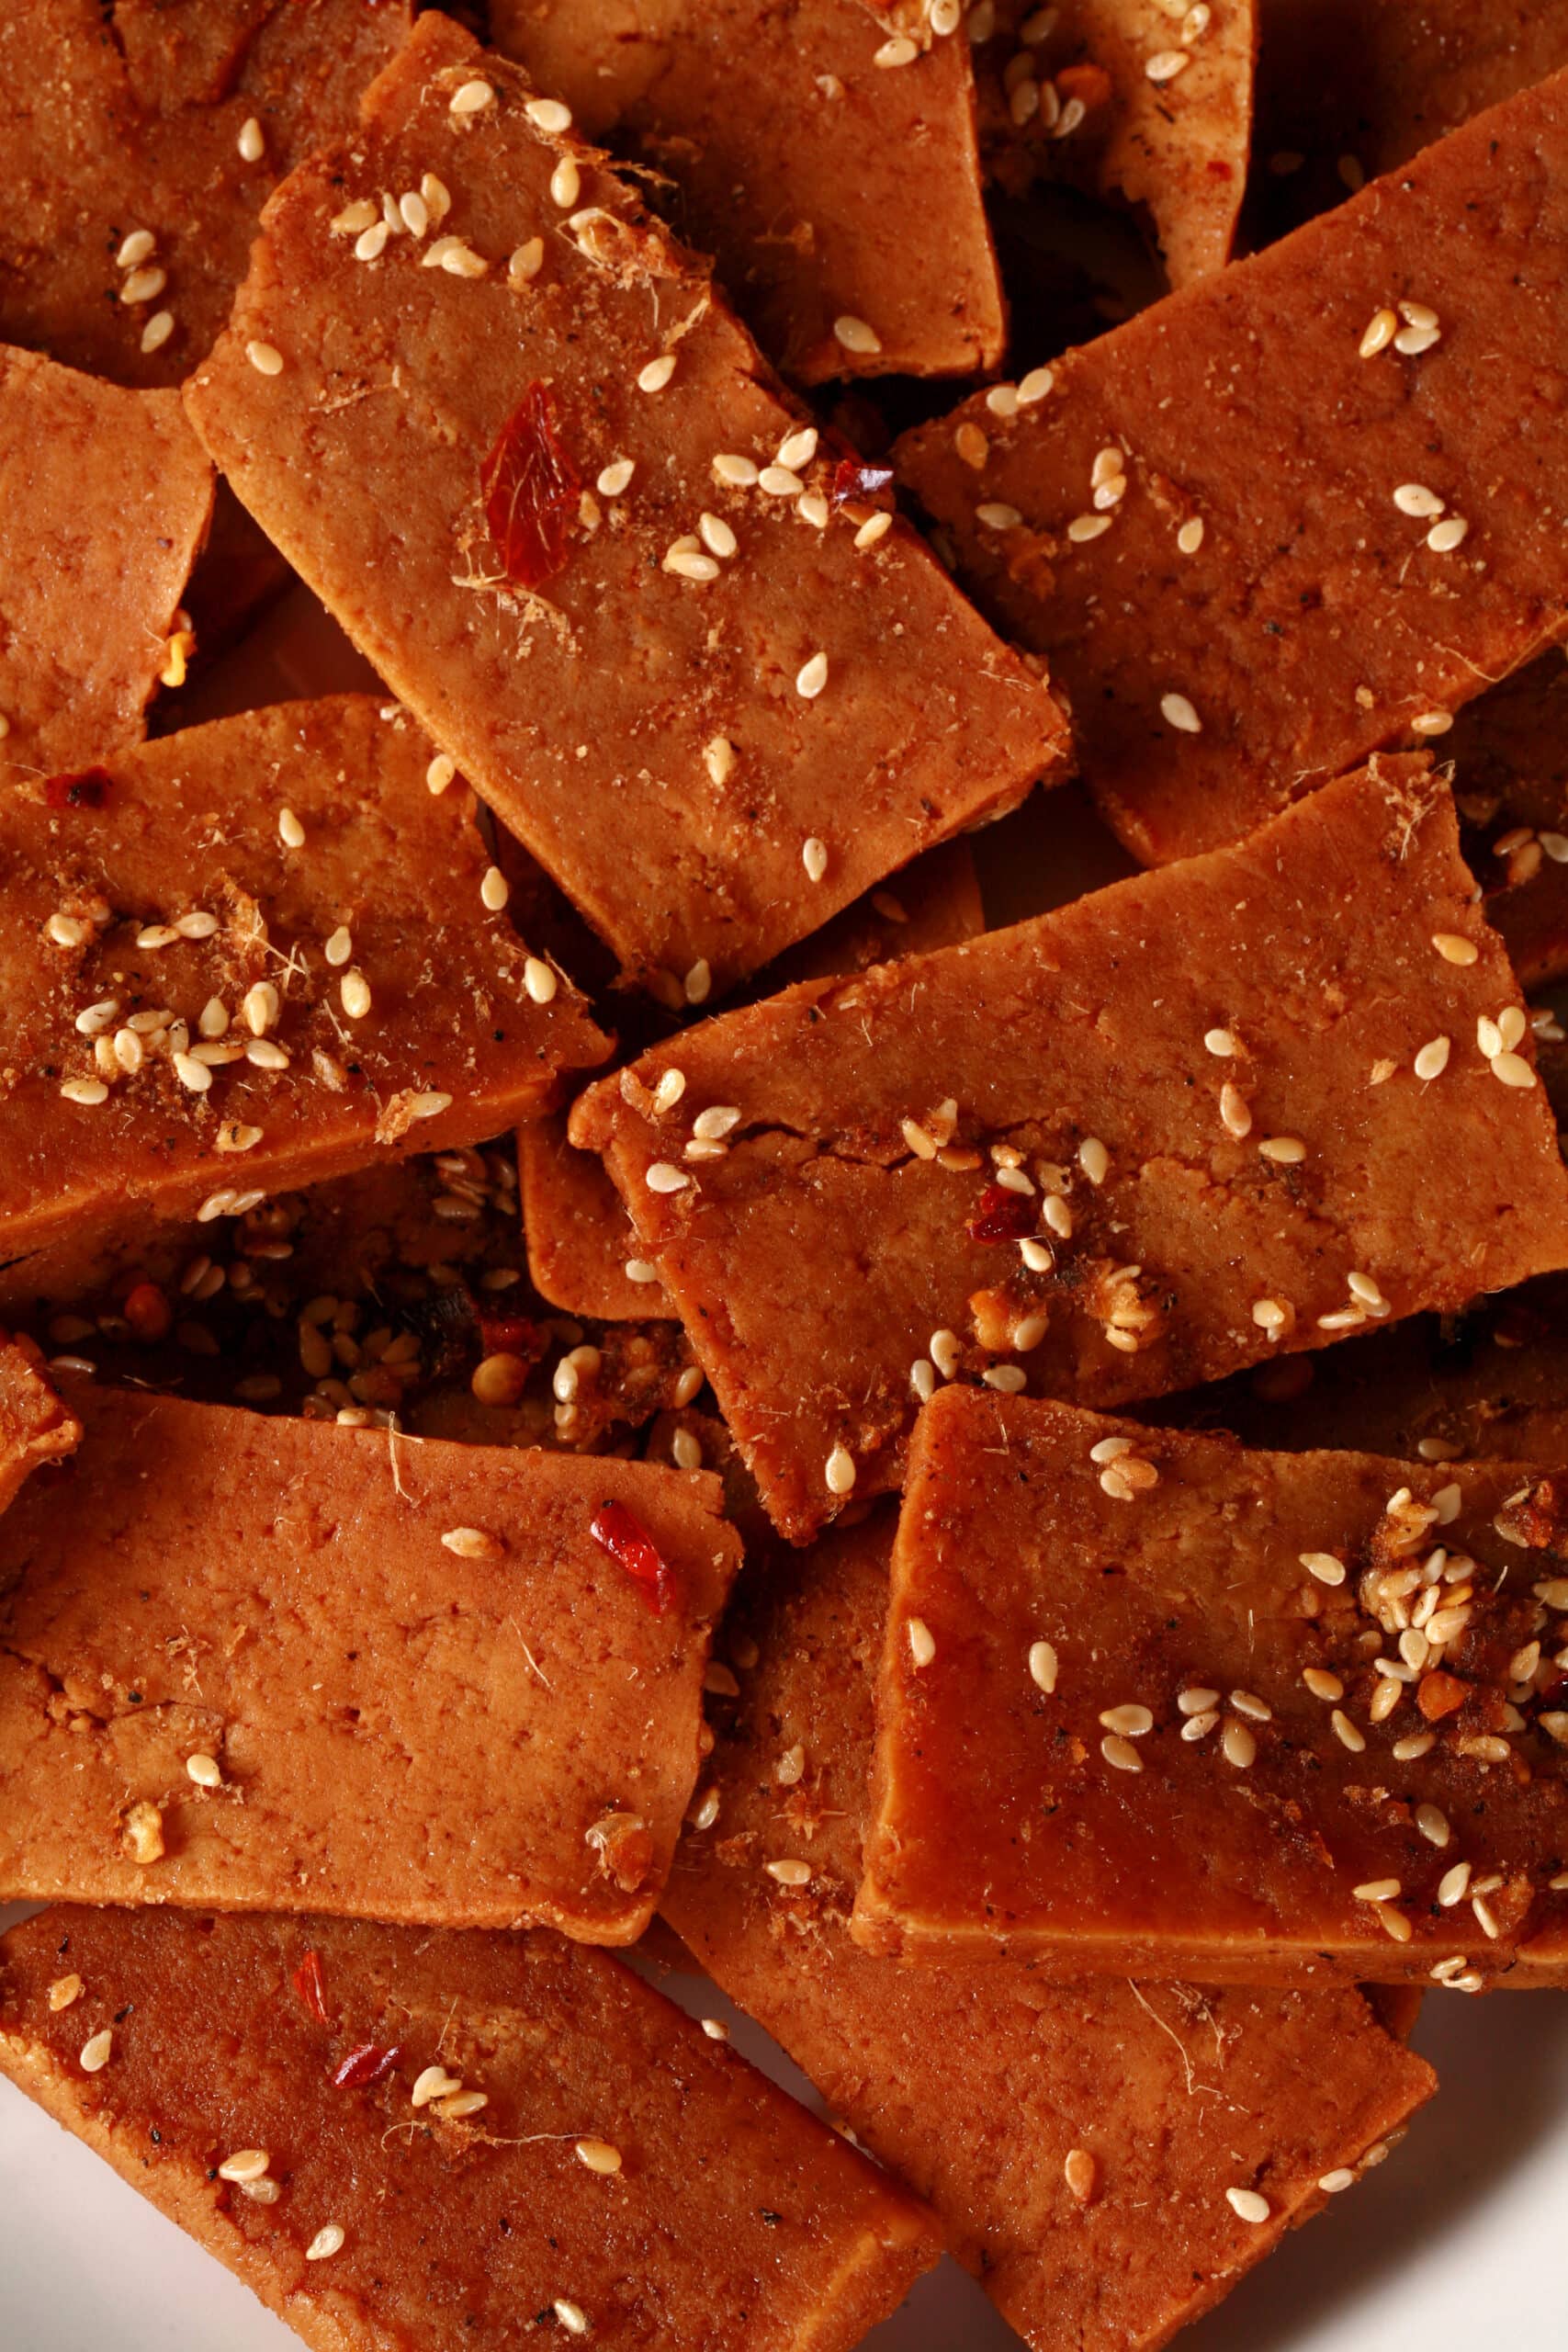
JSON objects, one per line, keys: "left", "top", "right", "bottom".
{"left": 829, "top": 458, "right": 895, "bottom": 507}
{"left": 477, "top": 1308, "right": 543, "bottom": 1363}
{"left": 590, "top": 1499, "right": 675, "bottom": 1614}
{"left": 1539, "top": 1675, "right": 1568, "bottom": 1713}
{"left": 333, "top": 2041, "right": 401, "bottom": 2089}
{"left": 482, "top": 382, "right": 581, "bottom": 593}
{"left": 292, "top": 1949, "right": 333, "bottom": 2026}
{"left": 43, "top": 766, "right": 112, "bottom": 810}
{"left": 966, "top": 1183, "right": 1038, "bottom": 1244}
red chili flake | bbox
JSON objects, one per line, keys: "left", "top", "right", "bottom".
{"left": 1540, "top": 1675, "right": 1568, "bottom": 1713}
{"left": 966, "top": 1184, "right": 1038, "bottom": 1244}
{"left": 477, "top": 1308, "right": 542, "bottom": 1363}
{"left": 333, "top": 2041, "right": 401, "bottom": 2090}
{"left": 44, "top": 766, "right": 111, "bottom": 810}
{"left": 590, "top": 1500, "right": 675, "bottom": 1614}
{"left": 829, "top": 458, "right": 895, "bottom": 507}
{"left": 482, "top": 383, "right": 581, "bottom": 593}
{"left": 292, "top": 1949, "right": 333, "bottom": 2026}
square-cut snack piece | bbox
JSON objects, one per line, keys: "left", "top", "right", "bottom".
{"left": 1445, "top": 648, "right": 1568, "bottom": 989}
{"left": 858, "top": 1384, "right": 1568, "bottom": 1984}
{"left": 0, "top": 1905, "right": 939, "bottom": 2352}
{"left": 0, "top": 0, "right": 409, "bottom": 389}
{"left": 0, "top": 1337, "right": 80, "bottom": 1516}
{"left": 1252, "top": 0, "right": 1568, "bottom": 239}
{"left": 573, "top": 762, "right": 1568, "bottom": 1540}
{"left": 491, "top": 0, "right": 1003, "bottom": 384}
{"left": 664, "top": 1506, "right": 1436, "bottom": 2352}
{"left": 523, "top": 841, "right": 986, "bottom": 1321}
{"left": 974, "top": 0, "right": 1258, "bottom": 288}
{"left": 0, "top": 1377, "right": 740, "bottom": 1941}
{"left": 0, "top": 346, "right": 214, "bottom": 787}
{"left": 185, "top": 12, "right": 1066, "bottom": 998}
{"left": 898, "top": 71, "right": 1568, "bottom": 866}
{"left": 0, "top": 695, "right": 606, "bottom": 1266}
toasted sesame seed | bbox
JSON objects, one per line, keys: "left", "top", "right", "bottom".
{"left": 638, "top": 353, "right": 677, "bottom": 392}
{"left": 1318, "top": 2168, "right": 1355, "bottom": 2193}
{"left": 1064, "top": 2148, "right": 1097, "bottom": 2200}
{"left": 479, "top": 865, "right": 510, "bottom": 913}
{"left": 341, "top": 969, "right": 372, "bottom": 1020}
{"left": 1177, "top": 515, "right": 1205, "bottom": 554}
{"left": 117, "top": 229, "right": 156, "bottom": 270}
{"left": 1393, "top": 482, "right": 1445, "bottom": 518}
{"left": 120, "top": 265, "right": 167, "bottom": 304}
{"left": 683, "top": 958, "right": 712, "bottom": 1004}
{"left": 908, "top": 1617, "right": 937, "bottom": 1668}
{"left": 825, "top": 1442, "right": 856, "bottom": 1496}
{"left": 332, "top": 198, "right": 378, "bottom": 234}
{"left": 514, "top": 956, "right": 557, "bottom": 1008}
{"left": 1393, "top": 1730, "right": 1436, "bottom": 1760}
{"left": 1435, "top": 1860, "right": 1472, "bottom": 1905}
{"left": 219, "top": 2148, "right": 271, "bottom": 2183}
{"left": 173, "top": 1050, "right": 211, "bottom": 1092}
{"left": 760, "top": 466, "right": 803, "bottom": 497}
{"left": 1221, "top": 1719, "right": 1258, "bottom": 1769}
{"left": 1100, "top": 1702, "right": 1154, "bottom": 1736}
{"left": 1225, "top": 2188, "right": 1270, "bottom": 2224}
{"left": 136, "top": 923, "right": 179, "bottom": 949}
{"left": 1491, "top": 1050, "right": 1536, "bottom": 1089}
{"left": 1359, "top": 307, "right": 1399, "bottom": 356}
{"left": 1301, "top": 1551, "right": 1347, "bottom": 1586}
{"left": 796, "top": 651, "right": 829, "bottom": 698}
{"left": 766, "top": 1858, "right": 812, "bottom": 1885}
{"left": 1203, "top": 1027, "right": 1237, "bottom": 1057}
{"left": 526, "top": 96, "right": 573, "bottom": 132}
{"left": 441, "top": 1526, "right": 502, "bottom": 1559}
{"left": 1066, "top": 513, "right": 1112, "bottom": 543}
{"left": 1427, "top": 515, "right": 1469, "bottom": 552}
{"left": 436, "top": 2089, "right": 489, "bottom": 2120}
{"left": 1302, "top": 1668, "right": 1343, "bottom": 1701}
{"left": 1330, "top": 1709, "right": 1365, "bottom": 1752}
{"left": 275, "top": 807, "right": 306, "bottom": 851}
{"left": 553, "top": 2303, "right": 590, "bottom": 2336}
{"left": 550, "top": 156, "right": 581, "bottom": 207}
{"left": 46, "top": 1973, "right": 84, "bottom": 2014}
{"left": 1028, "top": 1639, "right": 1058, "bottom": 1695}
{"left": 245, "top": 339, "right": 284, "bottom": 376}
{"left": 594, "top": 458, "right": 636, "bottom": 501}
{"left": 1410, "top": 709, "right": 1453, "bottom": 736}
{"left": 1176, "top": 1686, "right": 1219, "bottom": 1714}
{"left": 1100, "top": 1733, "right": 1143, "bottom": 1773}
{"left": 80, "top": 2030, "right": 113, "bottom": 2073}
{"left": 575, "top": 2139, "right": 622, "bottom": 2176}
{"left": 834, "top": 313, "right": 884, "bottom": 355}
{"left": 1017, "top": 366, "right": 1055, "bottom": 405}
{"left": 450, "top": 79, "right": 494, "bottom": 115}
{"left": 1432, "top": 931, "right": 1477, "bottom": 966}
{"left": 1218, "top": 1081, "right": 1251, "bottom": 1138}
{"left": 1230, "top": 1690, "right": 1271, "bottom": 1722}
{"left": 60, "top": 1078, "right": 109, "bottom": 1106}
{"left": 1090, "top": 1438, "right": 1134, "bottom": 1467}
{"left": 1352, "top": 1878, "right": 1402, "bottom": 1904}
{"left": 1413, "top": 1035, "right": 1451, "bottom": 1082}
{"left": 1160, "top": 691, "right": 1201, "bottom": 734}
{"left": 141, "top": 310, "right": 174, "bottom": 354}
{"left": 355, "top": 220, "right": 389, "bottom": 262}
{"left": 306, "top": 2224, "right": 345, "bottom": 2262}
{"left": 1395, "top": 322, "right": 1441, "bottom": 355}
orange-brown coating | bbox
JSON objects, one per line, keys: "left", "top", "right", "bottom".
{"left": 0, "top": 695, "right": 606, "bottom": 1265}
{"left": 858, "top": 1385, "right": 1568, "bottom": 1984}
{"left": 491, "top": 0, "right": 1004, "bottom": 384}
{"left": 0, "top": 1377, "right": 740, "bottom": 1940}
{"left": 0, "top": 1905, "right": 941, "bottom": 2352}
{"left": 0, "top": 345, "right": 214, "bottom": 787}
{"left": 0, "top": 1337, "right": 81, "bottom": 1516}
{"left": 184, "top": 12, "right": 1066, "bottom": 996}
{"left": 1446, "top": 646, "right": 1568, "bottom": 989}
{"left": 664, "top": 1507, "right": 1436, "bottom": 2352}
{"left": 975, "top": 0, "right": 1258, "bottom": 288}
{"left": 0, "top": 0, "right": 410, "bottom": 389}
{"left": 522, "top": 841, "right": 986, "bottom": 1321}
{"left": 897, "top": 72, "right": 1568, "bottom": 865}
{"left": 573, "top": 762, "right": 1568, "bottom": 1540}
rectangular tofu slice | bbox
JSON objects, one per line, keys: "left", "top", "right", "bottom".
{"left": 572, "top": 759, "right": 1568, "bottom": 1538}
{"left": 856, "top": 1384, "right": 1568, "bottom": 1984}
{"left": 664, "top": 1503, "right": 1437, "bottom": 2352}
{"left": 0, "top": 1904, "right": 940, "bottom": 2352}
{"left": 0, "top": 695, "right": 606, "bottom": 1265}
{"left": 0, "top": 1377, "right": 739, "bottom": 1941}
{"left": 897, "top": 69, "right": 1568, "bottom": 865}
{"left": 183, "top": 11, "right": 1066, "bottom": 996}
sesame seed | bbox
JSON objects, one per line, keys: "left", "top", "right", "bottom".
{"left": 1017, "top": 366, "right": 1055, "bottom": 404}
{"left": 638, "top": 354, "right": 677, "bottom": 392}
{"left": 1301, "top": 1552, "right": 1347, "bottom": 1586}
{"left": 436, "top": 2089, "right": 489, "bottom": 2120}
{"left": 597, "top": 459, "right": 635, "bottom": 498}
{"left": 426, "top": 752, "right": 456, "bottom": 795}
{"left": 141, "top": 311, "right": 175, "bottom": 355}
{"left": 759, "top": 466, "right": 803, "bottom": 497}
{"left": 136, "top": 924, "right": 179, "bottom": 948}
{"left": 80, "top": 2030, "right": 113, "bottom": 2073}
{"left": 1221, "top": 1719, "right": 1258, "bottom": 1769}
{"left": 526, "top": 96, "right": 573, "bottom": 132}
{"left": 1028, "top": 1639, "right": 1058, "bottom": 1695}
{"left": 977, "top": 501, "right": 1023, "bottom": 531}
{"left": 907, "top": 1617, "right": 937, "bottom": 1668}
{"left": 1177, "top": 516, "right": 1205, "bottom": 554}
{"left": 441, "top": 1526, "right": 502, "bottom": 1559}
{"left": 1414, "top": 1035, "right": 1450, "bottom": 1080}
{"left": 694, "top": 511, "right": 738, "bottom": 559}
{"left": 306, "top": 2224, "right": 345, "bottom": 2262}
{"left": 218, "top": 2148, "right": 271, "bottom": 2182}
{"left": 117, "top": 229, "right": 156, "bottom": 269}
{"left": 408, "top": 1091, "right": 452, "bottom": 1120}
{"left": 1393, "top": 1731, "right": 1436, "bottom": 1760}
{"left": 653, "top": 1068, "right": 687, "bottom": 1113}
{"left": 825, "top": 1442, "right": 856, "bottom": 1496}
{"left": 1160, "top": 692, "right": 1201, "bottom": 734}
{"left": 796, "top": 651, "right": 829, "bottom": 698}
{"left": 1491, "top": 1050, "right": 1536, "bottom": 1089}
{"left": 60, "top": 1078, "right": 109, "bottom": 1106}
{"left": 331, "top": 198, "right": 378, "bottom": 234}
{"left": 777, "top": 426, "right": 818, "bottom": 471}
{"left": 173, "top": 1051, "right": 211, "bottom": 1094}
{"left": 1302, "top": 1668, "right": 1343, "bottom": 1701}
{"left": 523, "top": 956, "right": 558, "bottom": 1005}
{"left": 665, "top": 547, "right": 721, "bottom": 582}
{"left": 701, "top": 2017, "right": 729, "bottom": 2041}
{"left": 439, "top": 240, "right": 488, "bottom": 278}
{"left": 412, "top": 2063, "right": 461, "bottom": 2107}
{"left": 693, "top": 1104, "right": 741, "bottom": 1141}
{"left": 1432, "top": 931, "right": 1477, "bottom": 965}
{"left": 120, "top": 265, "right": 167, "bottom": 304}
{"left": 480, "top": 865, "right": 510, "bottom": 912}
{"left": 554, "top": 2303, "right": 590, "bottom": 2336}
{"left": 1100, "top": 1733, "right": 1143, "bottom": 1772}
{"left": 1230, "top": 1690, "right": 1271, "bottom": 1721}
{"left": 341, "top": 969, "right": 372, "bottom": 1020}
{"left": 766, "top": 1858, "right": 812, "bottom": 1885}
{"left": 833, "top": 314, "right": 883, "bottom": 355}
{"left": 646, "top": 1160, "right": 690, "bottom": 1197}
{"left": 1416, "top": 1803, "right": 1450, "bottom": 1848}
{"left": 712, "top": 453, "right": 759, "bottom": 487}
{"left": 1204, "top": 1027, "right": 1237, "bottom": 1057}
{"left": 1219, "top": 1081, "right": 1251, "bottom": 1138}
{"left": 1359, "top": 307, "right": 1398, "bottom": 356}
{"left": 1393, "top": 482, "right": 1444, "bottom": 518}
{"left": 507, "top": 239, "right": 545, "bottom": 288}
{"left": 245, "top": 339, "right": 284, "bottom": 376}
{"left": 175, "top": 910, "right": 219, "bottom": 939}
{"left": 1100, "top": 1702, "right": 1153, "bottom": 1736}
{"left": 1347, "top": 1270, "right": 1386, "bottom": 1309}
{"left": 449, "top": 79, "right": 494, "bottom": 115}
{"left": 355, "top": 221, "right": 389, "bottom": 262}
{"left": 1064, "top": 2148, "right": 1097, "bottom": 2200}
{"left": 277, "top": 808, "right": 305, "bottom": 850}
{"left": 874, "top": 32, "right": 919, "bottom": 64}
{"left": 1225, "top": 2188, "right": 1270, "bottom": 2224}
{"left": 1177, "top": 1686, "right": 1220, "bottom": 1713}
{"left": 910, "top": 1358, "right": 936, "bottom": 1401}
{"left": 1066, "top": 513, "right": 1111, "bottom": 543}
{"left": 1318, "top": 2168, "right": 1355, "bottom": 2193}
{"left": 684, "top": 958, "right": 711, "bottom": 1003}
{"left": 702, "top": 736, "right": 736, "bottom": 786}
{"left": 570, "top": 2138, "right": 622, "bottom": 2177}
{"left": 1410, "top": 709, "right": 1453, "bottom": 736}
{"left": 1352, "top": 1878, "right": 1402, "bottom": 1904}
{"left": 399, "top": 190, "right": 430, "bottom": 239}
{"left": 1427, "top": 515, "right": 1470, "bottom": 552}
{"left": 1330, "top": 1709, "right": 1366, "bottom": 1752}
{"left": 550, "top": 156, "right": 581, "bottom": 208}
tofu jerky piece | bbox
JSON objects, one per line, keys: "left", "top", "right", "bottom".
{"left": 974, "top": 0, "right": 1258, "bottom": 288}
{"left": 666, "top": 1509, "right": 1437, "bottom": 2352}
{"left": 0, "top": 1338, "right": 80, "bottom": 1516}
{"left": 0, "top": 1907, "right": 941, "bottom": 2352}
{"left": 184, "top": 12, "right": 1066, "bottom": 998}
{"left": 898, "top": 71, "right": 1568, "bottom": 865}
{"left": 0, "top": 695, "right": 606, "bottom": 1265}
{"left": 573, "top": 762, "right": 1568, "bottom": 1540}
{"left": 0, "top": 1381, "right": 741, "bottom": 1941}
{"left": 0, "top": 0, "right": 410, "bottom": 388}
{"left": 491, "top": 0, "right": 1004, "bottom": 384}
{"left": 522, "top": 840, "right": 987, "bottom": 1322}
{"left": 0, "top": 347, "right": 214, "bottom": 786}
{"left": 858, "top": 1385, "right": 1568, "bottom": 1984}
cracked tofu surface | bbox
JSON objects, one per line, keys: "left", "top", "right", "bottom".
{"left": 0, "top": 694, "right": 606, "bottom": 1265}
{"left": 898, "top": 68, "right": 1568, "bottom": 865}
{"left": 184, "top": 12, "right": 1066, "bottom": 996}
{"left": 665, "top": 1503, "right": 1436, "bottom": 2352}
{"left": 0, "top": 1904, "right": 941, "bottom": 2351}
{"left": 573, "top": 760, "right": 1568, "bottom": 1540}
{"left": 0, "top": 346, "right": 214, "bottom": 787}
{"left": 0, "top": 1336, "right": 82, "bottom": 1517}
{"left": 857, "top": 1385, "right": 1568, "bottom": 1984}
{"left": 0, "top": 1378, "right": 741, "bottom": 1939}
